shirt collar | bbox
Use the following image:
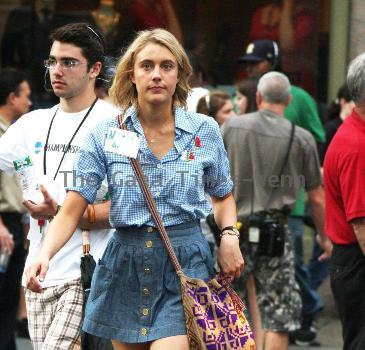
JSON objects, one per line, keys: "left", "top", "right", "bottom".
{"left": 122, "top": 106, "right": 200, "bottom": 155}
{"left": 120, "top": 106, "right": 141, "bottom": 133}
{"left": 349, "top": 108, "right": 365, "bottom": 132}
{"left": 175, "top": 107, "right": 199, "bottom": 134}
{"left": 259, "top": 108, "right": 283, "bottom": 119}
{"left": 122, "top": 106, "right": 200, "bottom": 135}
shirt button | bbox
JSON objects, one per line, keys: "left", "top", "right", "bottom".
{"left": 145, "top": 240, "right": 153, "bottom": 248}
{"left": 142, "top": 308, "right": 149, "bottom": 316}
{"left": 147, "top": 226, "right": 154, "bottom": 233}
{"left": 155, "top": 191, "right": 160, "bottom": 197}
{"left": 140, "top": 328, "right": 148, "bottom": 336}
{"left": 143, "top": 287, "right": 149, "bottom": 295}
{"left": 144, "top": 267, "right": 151, "bottom": 274}
{"left": 157, "top": 163, "right": 162, "bottom": 169}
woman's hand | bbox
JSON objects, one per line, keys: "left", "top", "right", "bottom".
{"left": 217, "top": 235, "right": 244, "bottom": 280}
{"left": 25, "top": 254, "right": 50, "bottom": 293}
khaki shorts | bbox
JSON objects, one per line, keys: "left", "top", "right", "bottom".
{"left": 25, "top": 278, "right": 83, "bottom": 350}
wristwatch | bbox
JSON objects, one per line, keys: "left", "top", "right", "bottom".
{"left": 220, "top": 225, "right": 240, "bottom": 239}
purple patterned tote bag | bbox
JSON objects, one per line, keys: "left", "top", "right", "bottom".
{"left": 179, "top": 272, "right": 255, "bottom": 349}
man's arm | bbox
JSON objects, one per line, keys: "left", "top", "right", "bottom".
{"left": 23, "top": 185, "right": 111, "bottom": 230}
{"left": 0, "top": 215, "right": 14, "bottom": 254}
{"left": 351, "top": 218, "right": 365, "bottom": 254}
{"left": 307, "top": 185, "right": 332, "bottom": 259}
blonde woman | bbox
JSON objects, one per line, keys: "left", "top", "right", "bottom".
{"left": 26, "top": 29, "right": 243, "bottom": 350}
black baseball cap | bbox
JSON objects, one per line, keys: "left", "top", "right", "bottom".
{"left": 239, "top": 39, "right": 279, "bottom": 65}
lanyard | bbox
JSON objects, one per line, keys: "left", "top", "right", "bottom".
{"left": 43, "top": 98, "right": 98, "bottom": 180}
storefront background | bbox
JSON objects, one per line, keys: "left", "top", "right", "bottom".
{"left": 0, "top": 0, "right": 331, "bottom": 107}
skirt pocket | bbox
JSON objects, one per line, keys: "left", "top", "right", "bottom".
{"left": 165, "top": 240, "right": 215, "bottom": 295}
{"left": 90, "top": 264, "right": 113, "bottom": 302}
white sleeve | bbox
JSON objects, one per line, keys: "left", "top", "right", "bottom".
{"left": 0, "top": 116, "right": 28, "bottom": 173}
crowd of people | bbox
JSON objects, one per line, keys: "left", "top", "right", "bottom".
{"left": 0, "top": 2, "right": 364, "bottom": 350}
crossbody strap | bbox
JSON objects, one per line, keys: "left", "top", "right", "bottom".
{"left": 118, "top": 115, "right": 182, "bottom": 274}
{"left": 250, "top": 121, "right": 296, "bottom": 214}
{"left": 263, "top": 121, "right": 296, "bottom": 211}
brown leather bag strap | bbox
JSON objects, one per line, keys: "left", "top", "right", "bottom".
{"left": 118, "top": 115, "right": 182, "bottom": 274}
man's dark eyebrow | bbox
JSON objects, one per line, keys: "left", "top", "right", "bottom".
{"left": 48, "top": 55, "right": 80, "bottom": 61}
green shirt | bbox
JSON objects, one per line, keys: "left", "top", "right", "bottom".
{"left": 285, "top": 85, "right": 325, "bottom": 216}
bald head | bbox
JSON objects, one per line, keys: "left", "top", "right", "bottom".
{"left": 257, "top": 72, "right": 291, "bottom": 105}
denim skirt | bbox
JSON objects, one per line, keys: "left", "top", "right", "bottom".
{"left": 83, "top": 221, "right": 215, "bottom": 343}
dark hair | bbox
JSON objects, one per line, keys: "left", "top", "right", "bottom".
{"left": 235, "top": 78, "right": 258, "bottom": 113}
{"left": 326, "top": 83, "right": 352, "bottom": 121}
{"left": 197, "top": 90, "right": 230, "bottom": 119}
{"left": 50, "top": 23, "right": 105, "bottom": 69}
{"left": 0, "top": 68, "right": 27, "bottom": 106}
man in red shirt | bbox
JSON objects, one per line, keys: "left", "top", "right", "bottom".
{"left": 324, "top": 52, "right": 365, "bottom": 349}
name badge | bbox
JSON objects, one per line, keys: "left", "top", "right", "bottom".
{"left": 104, "top": 128, "right": 140, "bottom": 159}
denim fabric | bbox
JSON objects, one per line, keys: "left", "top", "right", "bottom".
{"left": 83, "top": 221, "right": 215, "bottom": 343}
{"left": 307, "top": 237, "right": 329, "bottom": 290}
{"left": 288, "top": 217, "right": 324, "bottom": 318}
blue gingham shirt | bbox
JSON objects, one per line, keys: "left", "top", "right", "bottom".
{"left": 68, "top": 107, "right": 233, "bottom": 227}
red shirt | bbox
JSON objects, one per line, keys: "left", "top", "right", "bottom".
{"left": 324, "top": 110, "right": 365, "bottom": 244}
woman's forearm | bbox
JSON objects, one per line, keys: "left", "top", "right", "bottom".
{"left": 78, "top": 201, "right": 111, "bottom": 230}
{"left": 211, "top": 193, "right": 237, "bottom": 230}
{"left": 38, "top": 191, "right": 88, "bottom": 260}
{"left": 212, "top": 193, "right": 244, "bottom": 279}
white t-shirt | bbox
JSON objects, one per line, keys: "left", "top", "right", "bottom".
{"left": 186, "top": 87, "right": 210, "bottom": 112}
{"left": 0, "top": 99, "right": 120, "bottom": 288}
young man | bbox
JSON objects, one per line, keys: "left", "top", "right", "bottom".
{"left": 0, "top": 68, "right": 32, "bottom": 350}
{"left": 0, "top": 23, "right": 119, "bottom": 349}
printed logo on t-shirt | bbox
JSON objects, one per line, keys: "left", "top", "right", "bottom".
{"left": 34, "top": 141, "right": 43, "bottom": 154}
{"left": 46, "top": 143, "right": 80, "bottom": 154}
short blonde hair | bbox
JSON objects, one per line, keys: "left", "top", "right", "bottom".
{"left": 109, "top": 28, "right": 192, "bottom": 113}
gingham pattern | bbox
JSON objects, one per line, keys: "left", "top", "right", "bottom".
{"left": 25, "top": 279, "right": 83, "bottom": 350}
{"left": 68, "top": 107, "right": 233, "bottom": 227}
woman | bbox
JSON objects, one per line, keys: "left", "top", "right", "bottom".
{"left": 25, "top": 29, "right": 243, "bottom": 350}
{"left": 234, "top": 78, "right": 258, "bottom": 115}
{"left": 197, "top": 90, "right": 235, "bottom": 126}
